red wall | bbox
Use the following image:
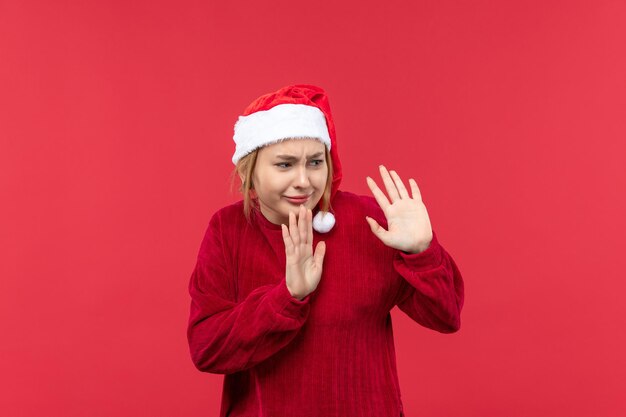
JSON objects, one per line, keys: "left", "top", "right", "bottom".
{"left": 1, "top": 1, "right": 625, "bottom": 416}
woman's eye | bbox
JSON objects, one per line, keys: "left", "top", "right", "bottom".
{"left": 275, "top": 160, "right": 324, "bottom": 169}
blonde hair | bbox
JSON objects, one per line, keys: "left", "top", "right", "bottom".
{"left": 230, "top": 144, "right": 334, "bottom": 223}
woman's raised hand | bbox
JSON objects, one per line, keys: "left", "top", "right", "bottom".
{"left": 281, "top": 204, "right": 326, "bottom": 300}
{"left": 365, "top": 165, "right": 433, "bottom": 254}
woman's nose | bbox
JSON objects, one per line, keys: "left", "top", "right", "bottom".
{"left": 295, "top": 166, "right": 310, "bottom": 187}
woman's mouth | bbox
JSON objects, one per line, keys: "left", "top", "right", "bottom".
{"left": 284, "top": 195, "right": 311, "bottom": 204}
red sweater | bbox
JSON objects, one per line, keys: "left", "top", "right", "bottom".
{"left": 187, "top": 190, "right": 465, "bottom": 417}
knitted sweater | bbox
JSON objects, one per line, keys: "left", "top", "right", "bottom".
{"left": 187, "top": 190, "right": 465, "bottom": 417}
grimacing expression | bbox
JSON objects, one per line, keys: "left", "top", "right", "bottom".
{"left": 251, "top": 138, "right": 328, "bottom": 226}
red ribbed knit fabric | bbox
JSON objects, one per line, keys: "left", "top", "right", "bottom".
{"left": 187, "top": 190, "right": 465, "bottom": 417}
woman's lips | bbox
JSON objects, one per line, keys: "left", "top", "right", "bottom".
{"left": 284, "top": 195, "right": 310, "bottom": 204}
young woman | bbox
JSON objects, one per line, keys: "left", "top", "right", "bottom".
{"left": 187, "top": 84, "right": 465, "bottom": 417}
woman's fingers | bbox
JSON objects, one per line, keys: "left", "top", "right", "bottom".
{"left": 289, "top": 210, "right": 299, "bottom": 245}
{"left": 285, "top": 206, "right": 316, "bottom": 261}
{"left": 409, "top": 178, "right": 422, "bottom": 201}
{"left": 298, "top": 205, "right": 307, "bottom": 246}
{"left": 306, "top": 207, "right": 313, "bottom": 246}
{"left": 287, "top": 206, "right": 310, "bottom": 248}
{"left": 314, "top": 241, "right": 326, "bottom": 267}
{"left": 365, "top": 215, "right": 388, "bottom": 245}
{"left": 281, "top": 223, "right": 294, "bottom": 255}
{"left": 379, "top": 165, "right": 401, "bottom": 202}
{"left": 366, "top": 176, "right": 391, "bottom": 211}
{"left": 389, "top": 169, "right": 409, "bottom": 199}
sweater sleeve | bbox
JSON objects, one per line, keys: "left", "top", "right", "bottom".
{"left": 392, "top": 230, "right": 465, "bottom": 333}
{"left": 187, "top": 211, "right": 311, "bottom": 374}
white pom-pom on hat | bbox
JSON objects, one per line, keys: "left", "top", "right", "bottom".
{"left": 312, "top": 211, "right": 335, "bottom": 233}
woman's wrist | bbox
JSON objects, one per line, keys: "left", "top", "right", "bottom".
{"left": 286, "top": 284, "right": 306, "bottom": 300}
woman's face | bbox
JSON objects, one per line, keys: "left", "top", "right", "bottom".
{"left": 252, "top": 138, "right": 328, "bottom": 225}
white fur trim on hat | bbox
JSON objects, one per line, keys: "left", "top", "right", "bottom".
{"left": 232, "top": 103, "right": 332, "bottom": 165}
{"left": 312, "top": 211, "right": 335, "bottom": 233}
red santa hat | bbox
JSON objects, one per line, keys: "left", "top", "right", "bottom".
{"left": 232, "top": 84, "right": 339, "bottom": 233}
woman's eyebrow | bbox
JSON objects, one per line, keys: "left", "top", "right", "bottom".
{"left": 275, "top": 152, "right": 324, "bottom": 160}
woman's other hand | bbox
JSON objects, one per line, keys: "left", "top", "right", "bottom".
{"left": 365, "top": 165, "right": 433, "bottom": 254}
{"left": 281, "top": 204, "right": 326, "bottom": 300}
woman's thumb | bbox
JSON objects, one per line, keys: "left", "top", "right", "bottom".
{"left": 366, "top": 216, "right": 388, "bottom": 244}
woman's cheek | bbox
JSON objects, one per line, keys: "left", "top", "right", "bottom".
{"left": 316, "top": 172, "right": 329, "bottom": 188}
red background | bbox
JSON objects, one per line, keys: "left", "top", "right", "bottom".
{"left": 1, "top": 1, "right": 625, "bottom": 416}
